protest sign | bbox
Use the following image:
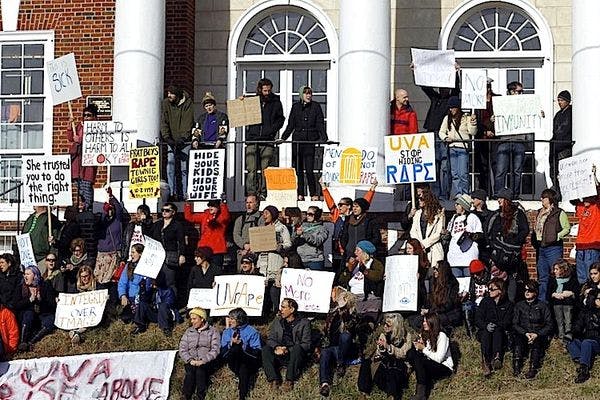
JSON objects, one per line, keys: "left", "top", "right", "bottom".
{"left": 55, "top": 289, "right": 109, "bottom": 330}
{"left": 134, "top": 235, "right": 166, "bottom": 279}
{"left": 187, "top": 149, "right": 225, "bottom": 200}
{"left": 384, "top": 132, "right": 436, "bottom": 184}
{"left": 558, "top": 154, "right": 598, "bottom": 201}
{"left": 0, "top": 350, "right": 176, "bottom": 398}
{"left": 492, "top": 94, "right": 543, "bottom": 136}
{"left": 129, "top": 146, "right": 160, "bottom": 199}
{"left": 382, "top": 255, "right": 418, "bottom": 312}
{"left": 187, "top": 288, "right": 216, "bottom": 309}
{"left": 249, "top": 225, "right": 278, "bottom": 252}
{"left": 280, "top": 269, "right": 335, "bottom": 313}
{"left": 23, "top": 155, "right": 72, "bottom": 206}
{"left": 227, "top": 96, "right": 262, "bottom": 128}
{"left": 82, "top": 120, "right": 133, "bottom": 166}
{"left": 322, "top": 146, "right": 377, "bottom": 185}
{"left": 461, "top": 69, "right": 487, "bottom": 109}
{"left": 411, "top": 48, "right": 456, "bottom": 88}
{"left": 264, "top": 167, "right": 297, "bottom": 209}
{"left": 457, "top": 277, "right": 471, "bottom": 294}
{"left": 212, "top": 275, "right": 265, "bottom": 316}
{"left": 15, "top": 233, "right": 36, "bottom": 267}
{"left": 46, "top": 52, "right": 82, "bottom": 105}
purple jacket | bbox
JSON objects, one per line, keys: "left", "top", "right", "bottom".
{"left": 96, "top": 197, "right": 124, "bottom": 253}
{"left": 179, "top": 324, "right": 220, "bottom": 364}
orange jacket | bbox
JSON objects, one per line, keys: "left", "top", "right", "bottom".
{"left": 0, "top": 306, "right": 19, "bottom": 355}
{"left": 322, "top": 187, "right": 375, "bottom": 223}
{"left": 184, "top": 202, "right": 231, "bottom": 254}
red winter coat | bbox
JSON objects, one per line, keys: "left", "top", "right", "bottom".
{"left": 67, "top": 122, "right": 97, "bottom": 182}
{"left": 184, "top": 203, "right": 231, "bottom": 255}
{"left": 390, "top": 102, "right": 418, "bottom": 135}
{"left": 0, "top": 306, "right": 19, "bottom": 356}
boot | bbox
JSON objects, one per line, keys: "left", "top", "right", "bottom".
{"left": 410, "top": 383, "right": 427, "bottom": 400}
{"left": 526, "top": 347, "right": 542, "bottom": 379}
{"left": 482, "top": 359, "right": 492, "bottom": 378}
{"left": 492, "top": 353, "right": 502, "bottom": 370}
{"left": 512, "top": 357, "right": 522, "bottom": 377}
{"left": 575, "top": 364, "right": 590, "bottom": 383}
{"left": 464, "top": 309, "right": 475, "bottom": 338}
{"left": 525, "top": 365, "right": 539, "bottom": 379}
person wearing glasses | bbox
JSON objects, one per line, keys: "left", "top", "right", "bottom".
{"left": 0, "top": 253, "right": 21, "bottom": 311}
{"left": 292, "top": 206, "right": 328, "bottom": 270}
{"left": 67, "top": 103, "right": 98, "bottom": 208}
{"left": 43, "top": 252, "right": 65, "bottom": 294}
{"left": 62, "top": 238, "right": 94, "bottom": 293}
{"left": 66, "top": 265, "right": 99, "bottom": 345}
{"left": 151, "top": 202, "right": 186, "bottom": 295}
{"left": 568, "top": 288, "right": 600, "bottom": 384}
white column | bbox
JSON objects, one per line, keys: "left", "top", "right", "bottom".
{"left": 572, "top": 0, "right": 600, "bottom": 159}
{"left": 338, "top": 0, "right": 390, "bottom": 179}
{"left": 1, "top": 0, "right": 20, "bottom": 31}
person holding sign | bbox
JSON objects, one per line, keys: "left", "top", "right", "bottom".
{"left": 66, "top": 265, "right": 98, "bottom": 345}
{"left": 233, "top": 194, "right": 264, "bottom": 272}
{"left": 117, "top": 244, "right": 145, "bottom": 323}
{"left": 351, "top": 240, "right": 385, "bottom": 299}
{"left": 292, "top": 206, "right": 329, "bottom": 270}
{"left": 187, "top": 247, "right": 218, "bottom": 291}
{"left": 192, "top": 92, "right": 229, "bottom": 150}
{"left": 444, "top": 194, "right": 483, "bottom": 278}
{"left": 572, "top": 167, "right": 600, "bottom": 284}
{"left": 22, "top": 206, "right": 60, "bottom": 274}
{"left": 67, "top": 103, "right": 98, "bottom": 208}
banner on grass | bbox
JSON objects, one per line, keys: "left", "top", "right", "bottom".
{"left": 280, "top": 269, "right": 335, "bottom": 313}
{"left": 129, "top": 146, "right": 160, "bottom": 199}
{"left": 461, "top": 69, "right": 487, "bottom": 109}
{"left": 322, "top": 146, "right": 377, "bottom": 185}
{"left": 384, "top": 133, "right": 436, "bottom": 184}
{"left": 383, "top": 255, "right": 419, "bottom": 312}
{"left": 0, "top": 351, "right": 176, "bottom": 398}
{"left": 134, "top": 235, "right": 166, "bottom": 279}
{"left": 264, "top": 167, "right": 297, "bottom": 209}
{"left": 23, "top": 155, "right": 72, "bottom": 206}
{"left": 82, "top": 120, "right": 133, "bottom": 166}
{"left": 492, "top": 94, "right": 543, "bottom": 136}
{"left": 187, "top": 149, "right": 225, "bottom": 201}
{"left": 211, "top": 275, "right": 266, "bottom": 316}
{"left": 558, "top": 154, "right": 598, "bottom": 201}
{"left": 16, "top": 233, "right": 36, "bottom": 267}
{"left": 411, "top": 48, "right": 456, "bottom": 88}
{"left": 46, "top": 52, "right": 82, "bottom": 105}
{"left": 55, "top": 289, "right": 109, "bottom": 330}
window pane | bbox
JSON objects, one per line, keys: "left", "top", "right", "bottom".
{"left": 311, "top": 70, "right": 327, "bottom": 92}
{"left": 272, "top": 13, "right": 285, "bottom": 31}
{"left": 522, "top": 37, "right": 541, "bottom": 51}
{"left": 298, "top": 18, "right": 313, "bottom": 35}
{"left": 1, "top": 71, "right": 22, "bottom": 95}
{"left": 522, "top": 70, "right": 535, "bottom": 89}
{"left": 293, "top": 70, "right": 308, "bottom": 91}
{"left": 482, "top": 8, "right": 495, "bottom": 28}
{"left": 506, "top": 70, "right": 519, "bottom": 84}
{"left": 259, "top": 17, "right": 275, "bottom": 36}
{"left": 474, "top": 38, "right": 492, "bottom": 51}
{"left": 23, "top": 124, "right": 43, "bottom": 149}
{"left": 24, "top": 70, "right": 44, "bottom": 95}
{"left": 454, "top": 38, "right": 472, "bottom": 51}
{"left": 457, "top": 25, "right": 477, "bottom": 41}
{"left": 24, "top": 99, "right": 43, "bottom": 123}
{"left": 287, "top": 33, "right": 301, "bottom": 51}
{"left": 313, "top": 95, "right": 327, "bottom": 118}
{"left": 244, "top": 70, "right": 260, "bottom": 94}
{"left": 0, "top": 125, "right": 21, "bottom": 149}
{"left": 243, "top": 41, "right": 262, "bottom": 56}
{"left": 1, "top": 45, "right": 22, "bottom": 69}
{"left": 247, "top": 27, "right": 267, "bottom": 44}
{"left": 1, "top": 100, "right": 21, "bottom": 123}
{"left": 293, "top": 42, "right": 309, "bottom": 54}
{"left": 311, "top": 40, "right": 330, "bottom": 54}
{"left": 288, "top": 13, "right": 301, "bottom": 31}
{"left": 272, "top": 33, "right": 285, "bottom": 50}
{"left": 502, "top": 37, "right": 519, "bottom": 51}
{"left": 263, "top": 71, "right": 279, "bottom": 92}
{"left": 264, "top": 42, "right": 279, "bottom": 55}
{"left": 24, "top": 44, "right": 44, "bottom": 68}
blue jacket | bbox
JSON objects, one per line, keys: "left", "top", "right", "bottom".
{"left": 139, "top": 279, "right": 176, "bottom": 307}
{"left": 117, "top": 270, "right": 144, "bottom": 299}
{"left": 220, "top": 324, "right": 262, "bottom": 359}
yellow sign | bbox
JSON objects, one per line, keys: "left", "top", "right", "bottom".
{"left": 129, "top": 146, "right": 160, "bottom": 199}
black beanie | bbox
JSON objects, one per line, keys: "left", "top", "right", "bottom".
{"left": 557, "top": 90, "right": 571, "bottom": 103}
{"left": 353, "top": 198, "right": 370, "bottom": 212}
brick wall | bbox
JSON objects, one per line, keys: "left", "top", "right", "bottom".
{"left": 164, "top": 0, "right": 195, "bottom": 97}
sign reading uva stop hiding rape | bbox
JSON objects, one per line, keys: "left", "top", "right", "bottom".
{"left": 384, "top": 132, "right": 436, "bottom": 184}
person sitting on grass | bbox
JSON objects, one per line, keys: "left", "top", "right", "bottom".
{"left": 67, "top": 265, "right": 99, "bottom": 345}
{"left": 132, "top": 275, "right": 177, "bottom": 336}
{"left": 548, "top": 259, "right": 580, "bottom": 344}
{"left": 568, "top": 288, "right": 600, "bottom": 383}
{"left": 117, "top": 244, "right": 145, "bottom": 323}
{"left": 0, "top": 302, "right": 19, "bottom": 360}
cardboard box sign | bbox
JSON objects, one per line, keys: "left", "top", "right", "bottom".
{"left": 249, "top": 225, "right": 278, "bottom": 252}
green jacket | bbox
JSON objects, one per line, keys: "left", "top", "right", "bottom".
{"left": 160, "top": 91, "right": 195, "bottom": 144}
{"left": 22, "top": 211, "right": 60, "bottom": 262}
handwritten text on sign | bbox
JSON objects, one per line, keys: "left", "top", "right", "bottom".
{"left": 322, "top": 146, "right": 377, "bottom": 185}
{"left": 558, "top": 154, "right": 598, "bottom": 201}
{"left": 16, "top": 233, "right": 36, "bottom": 267}
{"left": 384, "top": 132, "right": 436, "bottom": 184}
{"left": 23, "top": 155, "right": 72, "bottom": 206}
{"left": 129, "top": 146, "right": 160, "bottom": 199}
{"left": 411, "top": 48, "right": 456, "bottom": 88}
{"left": 383, "top": 255, "right": 419, "bottom": 312}
{"left": 264, "top": 167, "right": 298, "bottom": 209}
{"left": 82, "top": 121, "right": 133, "bottom": 166}
{"left": 492, "top": 94, "right": 543, "bottom": 136}
{"left": 461, "top": 69, "right": 487, "bottom": 109}
{"left": 134, "top": 235, "right": 166, "bottom": 279}
{"left": 55, "top": 289, "right": 109, "bottom": 330}
{"left": 0, "top": 350, "right": 176, "bottom": 399}
{"left": 211, "top": 275, "right": 265, "bottom": 316}
{"left": 46, "top": 52, "right": 82, "bottom": 105}
{"left": 280, "top": 269, "right": 335, "bottom": 313}
{"left": 187, "top": 149, "right": 225, "bottom": 201}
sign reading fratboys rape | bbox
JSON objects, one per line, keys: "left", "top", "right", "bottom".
{"left": 82, "top": 120, "right": 133, "bottom": 166}
{"left": 55, "top": 289, "right": 109, "bottom": 330}
{"left": 411, "top": 48, "right": 456, "bottom": 88}
{"left": 23, "top": 155, "right": 72, "bottom": 206}
{"left": 46, "top": 52, "right": 82, "bottom": 105}
{"left": 492, "top": 94, "right": 543, "bottom": 136}
{"left": 187, "top": 149, "right": 225, "bottom": 201}
{"left": 322, "top": 146, "right": 377, "bottom": 185}
{"left": 384, "top": 132, "right": 436, "bottom": 184}
{"left": 383, "top": 255, "right": 418, "bottom": 312}
{"left": 280, "top": 269, "right": 335, "bottom": 313}
{"left": 558, "top": 154, "right": 597, "bottom": 201}
{"left": 211, "top": 275, "right": 265, "bottom": 316}
{"left": 129, "top": 146, "right": 160, "bottom": 199}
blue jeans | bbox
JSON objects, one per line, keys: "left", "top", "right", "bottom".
{"left": 494, "top": 142, "right": 524, "bottom": 196}
{"left": 319, "top": 332, "right": 352, "bottom": 384}
{"left": 537, "top": 245, "right": 563, "bottom": 301}
{"left": 432, "top": 140, "right": 450, "bottom": 200}
{"left": 576, "top": 249, "right": 600, "bottom": 284}
{"left": 166, "top": 144, "right": 190, "bottom": 198}
{"left": 568, "top": 338, "right": 600, "bottom": 367}
{"left": 449, "top": 147, "right": 469, "bottom": 198}
{"left": 305, "top": 261, "right": 324, "bottom": 270}
{"left": 451, "top": 266, "right": 470, "bottom": 278}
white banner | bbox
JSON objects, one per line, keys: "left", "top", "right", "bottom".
{"left": 187, "top": 149, "right": 225, "bottom": 201}
{"left": 82, "top": 121, "right": 133, "bottom": 166}
{"left": 55, "top": 289, "right": 109, "bottom": 330}
{"left": 15, "top": 233, "right": 36, "bottom": 267}
{"left": 492, "top": 94, "right": 543, "bottom": 136}
{"left": 411, "top": 48, "right": 456, "bottom": 88}
{"left": 558, "top": 154, "right": 598, "bottom": 201}
{"left": 457, "top": 277, "right": 471, "bottom": 295}
{"left": 0, "top": 350, "right": 176, "bottom": 398}
{"left": 280, "top": 269, "right": 335, "bottom": 313}
{"left": 384, "top": 133, "right": 437, "bottom": 184}
{"left": 46, "top": 52, "right": 82, "bottom": 105}
{"left": 322, "top": 146, "right": 377, "bottom": 186}
{"left": 383, "top": 255, "right": 419, "bottom": 312}
{"left": 187, "top": 288, "right": 216, "bottom": 309}
{"left": 461, "top": 69, "right": 487, "bottom": 109}
{"left": 211, "top": 275, "right": 266, "bottom": 316}
{"left": 23, "top": 155, "right": 72, "bottom": 206}
{"left": 134, "top": 235, "right": 166, "bottom": 279}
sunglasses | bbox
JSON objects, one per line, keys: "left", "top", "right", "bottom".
{"left": 338, "top": 203, "right": 350, "bottom": 207}
{"left": 162, "top": 208, "right": 174, "bottom": 212}
{"left": 306, "top": 212, "right": 315, "bottom": 216}
{"left": 488, "top": 287, "right": 499, "bottom": 292}
{"left": 45, "top": 258, "right": 56, "bottom": 262}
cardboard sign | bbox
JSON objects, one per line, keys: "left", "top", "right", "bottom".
{"left": 15, "top": 233, "right": 36, "bottom": 267}
{"left": 0, "top": 351, "right": 176, "bottom": 398}
{"left": 187, "top": 149, "right": 225, "bottom": 201}
{"left": 280, "top": 269, "right": 335, "bottom": 313}
{"left": 248, "top": 225, "right": 278, "bottom": 252}
{"left": 23, "top": 155, "right": 72, "bottom": 206}
{"left": 211, "top": 275, "right": 266, "bottom": 316}
{"left": 411, "top": 48, "right": 456, "bottom": 88}
{"left": 382, "top": 255, "right": 419, "bottom": 312}
{"left": 134, "top": 235, "right": 166, "bottom": 279}
{"left": 264, "top": 167, "right": 297, "bottom": 209}
{"left": 82, "top": 120, "right": 133, "bottom": 166}
{"left": 461, "top": 69, "right": 487, "bottom": 109}
{"left": 384, "top": 132, "right": 437, "bottom": 184}
{"left": 227, "top": 96, "right": 262, "bottom": 128}
{"left": 322, "top": 146, "right": 377, "bottom": 185}
{"left": 129, "top": 146, "right": 160, "bottom": 199}
{"left": 492, "top": 94, "right": 543, "bottom": 136}
{"left": 46, "top": 52, "right": 82, "bottom": 105}
{"left": 187, "top": 288, "right": 216, "bottom": 309}
{"left": 558, "top": 154, "right": 598, "bottom": 201}
{"left": 55, "top": 289, "right": 109, "bottom": 330}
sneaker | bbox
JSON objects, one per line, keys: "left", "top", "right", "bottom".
{"left": 319, "top": 383, "right": 330, "bottom": 397}
{"left": 492, "top": 356, "right": 502, "bottom": 370}
{"left": 71, "top": 333, "right": 81, "bottom": 345}
{"left": 131, "top": 326, "right": 146, "bottom": 335}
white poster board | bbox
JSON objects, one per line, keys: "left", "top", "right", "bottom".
{"left": 134, "top": 235, "right": 166, "bottom": 279}
{"left": 46, "top": 52, "right": 82, "bottom": 105}
{"left": 23, "top": 155, "right": 72, "bottom": 206}
{"left": 0, "top": 351, "right": 176, "bottom": 398}
{"left": 187, "top": 288, "right": 216, "bottom": 309}
{"left": 211, "top": 275, "right": 266, "bottom": 316}
{"left": 322, "top": 146, "right": 377, "bottom": 186}
{"left": 280, "top": 269, "right": 335, "bottom": 313}
{"left": 411, "top": 48, "right": 456, "bottom": 88}
{"left": 457, "top": 277, "right": 471, "bottom": 294}
{"left": 15, "top": 233, "right": 36, "bottom": 267}
{"left": 55, "top": 289, "right": 109, "bottom": 330}
{"left": 492, "top": 94, "right": 543, "bottom": 136}
{"left": 82, "top": 121, "right": 133, "bottom": 166}
{"left": 384, "top": 132, "right": 437, "bottom": 184}
{"left": 382, "top": 255, "right": 419, "bottom": 312}
{"left": 558, "top": 155, "right": 598, "bottom": 201}
{"left": 461, "top": 69, "right": 487, "bottom": 109}
{"left": 187, "top": 149, "right": 225, "bottom": 201}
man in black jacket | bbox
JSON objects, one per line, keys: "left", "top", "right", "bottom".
{"left": 550, "top": 90, "right": 572, "bottom": 183}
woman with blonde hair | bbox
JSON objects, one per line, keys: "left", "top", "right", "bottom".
{"left": 67, "top": 265, "right": 100, "bottom": 345}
